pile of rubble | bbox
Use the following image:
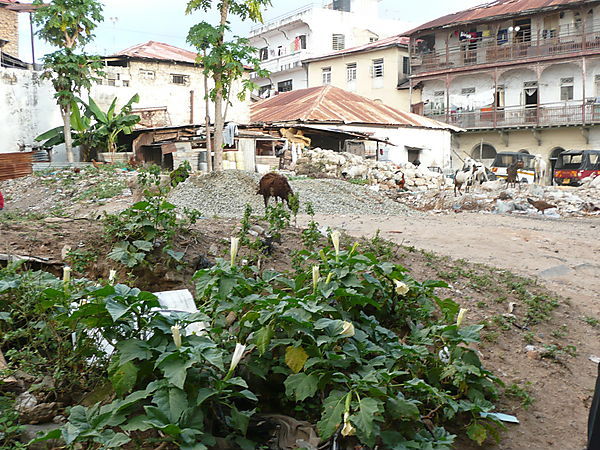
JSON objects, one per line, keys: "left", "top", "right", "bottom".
{"left": 395, "top": 179, "right": 600, "bottom": 217}
{"left": 295, "top": 148, "right": 446, "bottom": 191}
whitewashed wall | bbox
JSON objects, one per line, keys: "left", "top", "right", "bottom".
{"left": 0, "top": 68, "right": 62, "bottom": 154}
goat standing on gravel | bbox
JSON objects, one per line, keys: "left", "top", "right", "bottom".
{"left": 534, "top": 154, "right": 547, "bottom": 185}
{"left": 506, "top": 160, "right": 524, "bottom": 189}
{"left": 454, "top": 166, "right": 474, "bottom": 196}
{"left": 257, "top": 172, "right": 294, "bottom": 209}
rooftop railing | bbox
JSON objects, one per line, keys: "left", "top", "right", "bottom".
{"left": 250, "top": 3, "right": 320, "bottom": 36}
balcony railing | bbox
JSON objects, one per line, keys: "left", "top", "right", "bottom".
{"left": 412, "top": 26, "right": 600, "bottom": 75}
{"left": 425, "top": 102, "right": 600, "bottom": 130}
{"left": 249, "top": 3, "right": 319, "bottom": 36}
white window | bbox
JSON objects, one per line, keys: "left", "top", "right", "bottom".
{"left": 560, "top": 77, "right": 574, "bottom": 101}
{"left": 371, "top": 58, "right": 384, "bottom": 78}
{"left": 171, "top": 74, "right": 190, "bottom": 86}
{"left": 322, "top": 67, "right": 332, "bottom": 85}
{"left": 332, "top": 34, "right": 345, "bottom": 51}
{"left": 346, "top": 63, "right": 357, "bottom": 82}
{"left": 139, "top": 69, "right": 155, "bottom": 80}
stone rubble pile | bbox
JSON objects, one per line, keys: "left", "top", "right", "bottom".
{"left": 393, "top": 178, "right": 600, "bottom": 217}
{"left": 295, "top": 148, "right": 447, "bottom": 191}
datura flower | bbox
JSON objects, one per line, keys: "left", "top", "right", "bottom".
{"left": 394, "top": 280, "right": 409, "bottom": 296}
{"left": 230, "top": 343, "right": 247, "bottom": 373}
{"left": 108, "top": 269, "right": 117, "bottom": 284}
{"left": 457, "top": 308, "right": 468, "bottom": 327}
{"left": 63, "top": 266, "right": 72, "bottom": 283}
{"left": 312, "top": 266, "right": 320, "bottom": 293}
{"left": 340, "top": 321, "right": 355, "bottom": 338}
{"left": 171, "top": 325, "right": 182, "bottom": 349}
{"left": 330, "top": 230, "right": 341, "bottom": 256}
{"left": 230, "top": 236, "right": 240, "bottom": 267}
{"left": 341, "top": 412, "right": 356, "bottom": 437}
{"left": 439, "top": 346, "right": 451, "bottom": 364}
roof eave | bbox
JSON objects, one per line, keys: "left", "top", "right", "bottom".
{"left": 304, "top": 43, "right": 407, "bottom": 63}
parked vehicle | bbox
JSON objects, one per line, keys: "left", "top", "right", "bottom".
{"left": 553, "top": 150, "right": 600, "bottom": 186}
{"left": 490, "top": 152, "right": 535, "bottom": 184}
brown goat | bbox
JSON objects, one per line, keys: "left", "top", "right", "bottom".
{"left": 257, "top": 172, "right": 294, "bottom": 209}
{"left": 506, "top": 160, "right": 524, "bottom": 189}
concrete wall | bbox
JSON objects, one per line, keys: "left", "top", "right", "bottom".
{"left": 0, "top": 68, "right": 62, "bottom": 155}
{"left": 307, "top": 46, "right": 414, "bottom": 112}
{"left": 338, "top": 124, "right": 453, "bottom": 169}
{"left": 92, "top": 60, "right": 250, "bottom": 126}
{"left": 0, "top": 7, "right": 18, "bottom": 58}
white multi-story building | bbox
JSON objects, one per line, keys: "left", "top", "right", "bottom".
{"left": 249, "top": 0, "right": 404, "bottom": 97}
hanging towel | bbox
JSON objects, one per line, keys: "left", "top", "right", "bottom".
{"left": 223, "top": 122, "right": 238, "bottom": 147}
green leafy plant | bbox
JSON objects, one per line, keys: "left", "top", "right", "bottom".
{"left": 170, "top": 160, "right": 193, "bottom": 187}
{"left": 104, "top": 165, "right": 199, "bottom": 268}
{"left": 263, "top": 202, "right": 290, "bottom": 240}
{"left": 288, "top": 193, "right": 300, "bottom": 226}
{"left": 65, "top": 248, "right": 98, "bottom": 274}
{"left": 300, "top": 202, "right": 322, "bottom": 252}
{"left": 0, "top": 396, "right": 26, "bottom": 449}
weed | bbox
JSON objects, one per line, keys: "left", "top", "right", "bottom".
{"left": 361, "top": 230, "right": 396, "bottom": 260}
{"left": 523, "top": 331, "right": 536, "bottom": 344}
{"left": 264, "top": 201, "right": 290, "bottom": 240}
{"left": 583, "top": 316, "right": 600, "bottom": 327}
{"left": 347, "top": 178, "right": 369, "bottom": 185}
{"left": 65, "top": 248, "right": 98, "bottom": 274}
{"left": 550, "top": 325, "right": 569, "bottom": 339}
{"left": 505, "top": 383, "right": 534, "bottom": 410}
{"left": 301, "top": 202, "right": 321, "bottom": 251}
{"left": 476, "top": 300, "right": 487, "bottom": 308}
{"left": 0, "top": 396, "right": 25, "bottom": 449}
{"left": 288, "top": 193, "right": 300, "bottom": 225}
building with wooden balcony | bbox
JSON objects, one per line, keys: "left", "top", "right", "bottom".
{"left": 408, "top": 0, "right": 600, "bottom": 171}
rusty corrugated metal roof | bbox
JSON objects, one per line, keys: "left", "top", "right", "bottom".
{"left": 304, "top": 35, "right": 410, "bottom": 63}
{"left": 0, "top": 152, "right": 33, "bottom": 181}
{"left": 251, "top": 85, "right": 461, "bottom": 131}
{"left": 111, "top": 41, "right": 199, "bottom": 65}
{"left": 407, "top": 0, "right": 593, "bottom": 35}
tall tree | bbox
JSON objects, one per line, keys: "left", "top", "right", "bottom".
{"left": 186, "top": 0, "right": 270, "bottom": 171}
{"left": 32, "top": 0, "right": 104, "bottom": 164}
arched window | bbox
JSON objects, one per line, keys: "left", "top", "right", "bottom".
{"left": 471, "top": 143, "right": 497, "bottom": 165}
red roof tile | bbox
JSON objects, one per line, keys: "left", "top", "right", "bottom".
{"left": 251, "top": 85, "right": 460, "bottom": 130}
{"left": 112, "top": 41, "right": 198, "bottom": 65}
{"left": 407, "top": 0, "right": 590, "bottom": 35}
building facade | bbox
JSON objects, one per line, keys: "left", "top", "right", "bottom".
{"left": 96, "top": 41, "right": 250, "bottom": 128}
{"left": 409, "top": 0, "right": 600, "bottom": 171}
{"left": 305, "top": 35, "right": 417, "bottom": 112}
{"left": 0, "top": 0, "right": 19, "bottom": 58}
{"left": 249, "top": 0, "right": 403, "bottom": 97}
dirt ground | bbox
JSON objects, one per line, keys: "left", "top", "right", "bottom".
{"left": 299, "top": 211, "right": 600, "bottom": 450}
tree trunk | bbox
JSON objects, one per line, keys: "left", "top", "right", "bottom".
{"left": 211, "top": 0, "right": 230, "bottom": 173}
{"left": 203, "top": 50, "right": 213, "bottom": 173}
{"left": 62, "top": 103, "right": 74, "bottom": 164}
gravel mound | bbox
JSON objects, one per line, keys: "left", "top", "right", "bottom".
{"left": 169, "top": 170, "right": 415, "bottom": 217}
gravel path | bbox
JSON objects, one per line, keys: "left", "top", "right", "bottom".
{"left": 169, "top": 170, "right": 415, "bottom": 217}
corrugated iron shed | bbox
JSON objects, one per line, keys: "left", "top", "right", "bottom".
{"left": 0, "top": 152, "right": 33, "bottom": 181}
{"left": 110, "top": 41, "right": 199, "bottom": 65}
{"left": 250, "top": 85, "right": 462, "bottom": 131}
{"left": 304, "top": 34, "right": 410, "bottom": 63}
{"left": 407, "top": 0, "right": 595, "bottom": 35}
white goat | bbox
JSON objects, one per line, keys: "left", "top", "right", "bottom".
{"left": 534, "top": 154, "right": 547, "bottom": 185}
{"left": 454, "top": 166, "right": 474, "bottom": 196}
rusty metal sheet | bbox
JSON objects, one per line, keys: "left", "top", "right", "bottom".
{"left": 407, "top": 0, "right": 593, "bottom": 35}
{"left": 161, "top": 143, "right": 177, "bottom": 155}
{"left": 0, "top": 152, "right": 33, "bottom": 181}
{"left": 112, "top": 41, "right": 198, "bottom": 65}
{"left": 250, "top": 85, "right": 462, "bottom": 131}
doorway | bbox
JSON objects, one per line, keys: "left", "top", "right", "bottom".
{"left": 549, "top": 147, "right": 565, "bottom": 184}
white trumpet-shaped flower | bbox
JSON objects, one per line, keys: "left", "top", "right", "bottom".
{"left": 63, "top": 266, "right": 72, "bottom": 283}
{"left": 330, "top": 230, "right": 341, "bottom": 256}
{"left": 340, "top": 321, "right": 355, "bottom": 338}
{"left": 394, "top": 280, "right": 409, "bottom": 296}
{"left": 325, "top": 272, "right": 333, "bottom": 284}
{"left": 457, "top": 308, "right": 468, "bottom": 327}
{"left": 171, "top": 325, "right": 182, "bottom": 349}
{"left": 312, "top": 266, "right": 320, "bottom": 293}
{"left": 230, "top": 343, "right": 247, "bottom": 373}
{"left": 341, "top": 412, "right": 356, "bottom": 437}
{"left": 439, "top": 346, "right": 451, "bottom": 364}
{"left": 108, "top": 269, "right": 117, "bottom": 284}
{"left": 230, "top": 237, "right": 240, "bottom": 267}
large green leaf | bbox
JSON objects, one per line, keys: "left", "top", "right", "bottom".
{"left": 153, "top": 386, "right": 188, "bottom": 423}
{"left": 117, "top": 339, "right": 153, "bottom": 365}
{"left": 317, "top": 391, "right": 347, "bottom": 439}
{"left": 254, "top": 324, "right": 274, "bottom": 355}
{"left": 109, "top": 361, "right": 138, "bottom": 396}
{"left": 230, "top": 406, "right": 253, "bottom": 436}
{"left": 284, "top": 373, "right": 319, "bottom": 402}
{"left": 386, "top": 395, "right": 420, "bottom": 421}
{"left": 467, "top": 422, "right": 487, "bottom": 445}
{"left": 351, "top": 397, "right": 381, "bottom": 447}
{"left": 87, "top": 96, "right": 107, "bottom": 123}
{"left": 158, "top": 355, "right": 194, "bottom": 390}
{"left": 285, "top": 346, "right": 309, "bottom": 374}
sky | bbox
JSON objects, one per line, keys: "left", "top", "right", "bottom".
{"left": 18, "top": 0, "right": 484, "bottom": 63}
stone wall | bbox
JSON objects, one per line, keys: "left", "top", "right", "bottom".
{"left": 0, "top": 7, "right": 19, "bottom": 58}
